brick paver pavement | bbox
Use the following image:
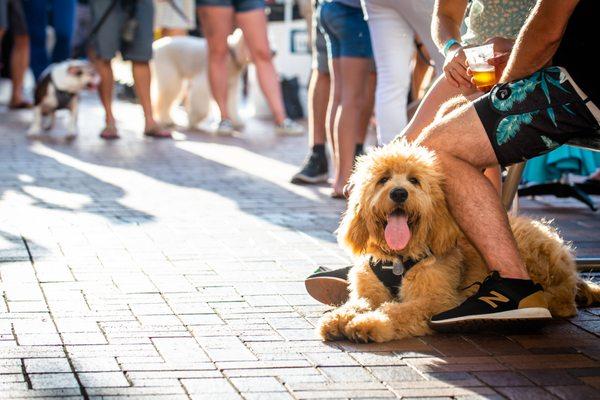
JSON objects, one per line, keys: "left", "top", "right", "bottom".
{"left": 1, "top": 95, "right": 599, "bottom": 399}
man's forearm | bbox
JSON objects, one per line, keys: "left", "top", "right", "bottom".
{"left": 500, "top": 0, "right": 579, "bottom": 83}
{"left": 432, "top": 0, "right": 468, "bottom": 51}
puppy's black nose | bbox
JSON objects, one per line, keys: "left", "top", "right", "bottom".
{"left": 390, "top": 187, "right": 408, "bottom": 204}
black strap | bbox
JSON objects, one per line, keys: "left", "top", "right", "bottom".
{"left": 165, "top": 0, "right": 190, "bottom": 24}
{"left": 73, "top": 0, "right": 119, "bottom": 58}
{"left": 369, "top": 251, "right": 431, "bottom": 297}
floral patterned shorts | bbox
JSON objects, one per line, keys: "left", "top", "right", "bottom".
{"left": 473, "top": 67, "right": 600, "bottom": 167}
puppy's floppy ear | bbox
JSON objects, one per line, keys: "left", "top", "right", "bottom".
{"left": 336, "top": 153, "right": 373, "bottom": 254}
{"left": 428, "top": 199, "right": 460, "bottom": 255}
{"left": 337, "top": 201, "right": 369, "bottom": 255}
{"left": 424, "top": 162, "right": 461, "bottom": 254}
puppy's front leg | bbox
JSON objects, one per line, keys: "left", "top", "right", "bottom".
{"left": 344, "top": 261, "right": 462, "bottom": 342}
{"left": 28, "top": 106, "right": 43, "bottom": 136}
{"left": 318, "top": 260, "right": 394, "bottom": 341}
{"left": 66, "top": 98, "right": 79, "bottom": 139}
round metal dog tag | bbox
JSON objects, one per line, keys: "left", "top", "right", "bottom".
{"left": 392, "top": 261, "right": 405, "bottom": 276}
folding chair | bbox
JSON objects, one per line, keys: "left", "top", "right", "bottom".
{"left": 501, "top": 132, "right": 600, "bottom": 271}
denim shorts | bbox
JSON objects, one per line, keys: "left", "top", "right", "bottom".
{"left": 196, "top": 0, "right": 264, "bottom": 13}
{"left": 474, "top": 67, "right": 600, "bottom": 167}
{"left": 318, "top": 1, "right": 373, "bottom": 60}
{"left": 90, "top": 0, "right": 154, "bottom": 62}
{"left": 311, "top": 5, "right": 328, "bottom": 73}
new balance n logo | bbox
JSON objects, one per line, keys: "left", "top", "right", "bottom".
{"left": 478, "top": 290, "right": 509, "bottom": 308}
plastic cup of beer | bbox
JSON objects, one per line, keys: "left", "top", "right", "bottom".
{"left": 464, "top": 44, "right": 496, "bottom": 91}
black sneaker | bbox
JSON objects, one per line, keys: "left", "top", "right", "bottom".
{"left": 305, "top": 266, "right": 351, "bottom": 306}
{"left": 429, "top": 271, "right": 552, "bottom": 332}
{"left": 291, "top": 151, "right": 328, "bottom": 184}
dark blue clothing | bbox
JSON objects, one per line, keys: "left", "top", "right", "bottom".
{"left": 22, "top": 0, "right": 76, "bottom": 79}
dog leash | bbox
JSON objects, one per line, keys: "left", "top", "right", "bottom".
{"left": 369, "top": 250, "right": 432, "bottom": 297}
{"left": 74, "top": 0, "right": 141, "bottom": 59}
{"left": 164, "top": 0, "right": 191, "bottom": 24}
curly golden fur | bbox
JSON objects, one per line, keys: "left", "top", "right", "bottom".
{"left": 318, "top": 141, "right": 600, "bottom": 343}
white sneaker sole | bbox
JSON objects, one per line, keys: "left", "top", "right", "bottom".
{"left": 291, "top": 173, "right": 328, "bottom": 184}
{"left": 429, "top": 307, "right": 552, "bottom": 333}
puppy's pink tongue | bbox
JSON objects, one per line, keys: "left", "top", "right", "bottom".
{"left": 384, "top": 213, "right": 411, "bottom": 250}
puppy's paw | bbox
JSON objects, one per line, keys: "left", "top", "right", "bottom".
{"left": 317, "top": 309, "right": 357, "bottom": 341}
{"left": 344, "top": 311, "right": 395, "bottom": 343}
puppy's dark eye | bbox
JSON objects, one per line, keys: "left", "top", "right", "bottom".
{"left": 408, "top": 177, "right": 420, "bottom": 185}
{"left": 377, "top": 176, "right": 390, "bottom": 185}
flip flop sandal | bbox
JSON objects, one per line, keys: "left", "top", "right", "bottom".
{"left": 9, "top": 101, "right": 33, "bottom": 110}
{"left": 144, "top": 127, "right": 172, "bottom": 139}
{"left": 100, "top": 125, "right": 120, "bottom": 140}
{"left": 330, "top": 190, "right": 346, "bottom": 199}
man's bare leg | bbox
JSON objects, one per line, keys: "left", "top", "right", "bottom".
{"left": 417, "top": 103, "right": 528, "bottom": 279}
{"left": 10, "top": 34, "right": 30, "bottom": 107}
{"left": 309, "top": 69, "right": 330, "bottom": 147}
{"left": 93, "top": 58, "right": 116, "bottom": 127}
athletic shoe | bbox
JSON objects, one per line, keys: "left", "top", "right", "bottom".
{"left": 291, "top": 151, "right": 328, "bottom": 184}
{"left": 305, "top": 266, "right": 351, "bottom": 306}
{"left": 275, "top": 118, "right": 304, "bottom": 136}
{"left": 215, "top": 119, "right": 235, "bottom": 136}
{"left": 429, "top": 271, "right": 552, "bottom": 332}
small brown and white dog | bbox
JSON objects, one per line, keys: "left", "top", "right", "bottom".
{"left": 151, "top": 29, "right": 251, "bottom": 129}
{"left": 29, "top": 60, "right": 97, "bottom": 138}
{"left": 318, "top": 140, "right": 600, "bottom": 343}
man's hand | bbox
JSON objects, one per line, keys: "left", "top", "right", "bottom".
{"left": 466, "top": 37, "right": 514, "bottom": 91}
{"left": 443, "top": 46, "right": 473, "bottom": 90}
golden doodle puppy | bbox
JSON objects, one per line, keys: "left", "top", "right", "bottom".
{"left": 318, "top": 141, "right": 600, "bottom": 343}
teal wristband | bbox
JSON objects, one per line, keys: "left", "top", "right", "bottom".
{"left": 442, "top": 38, "right": 460, "bottom": 57}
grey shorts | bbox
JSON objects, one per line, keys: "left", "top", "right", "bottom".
{"left": 90, "top": 0, "right": 154, "bottom": 62}
{"left": 311, "top": 4, "right": 328, "bottom": 73}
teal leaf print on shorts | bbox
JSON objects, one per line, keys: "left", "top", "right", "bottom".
{"left": 496, "top": 111, "right": 538, "bottom": 145}
{"left": 546, "top": 107, "right": 557, "bottom": 127}
{"left": 492, "top": 67, "right": 571, "bottom": 112}
{"left": 540, "top": 135, "right": 559, "bottom": 149}
{"left": 492, "top": 74, "right": 538, "bottom": 112}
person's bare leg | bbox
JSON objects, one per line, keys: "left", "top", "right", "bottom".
{"left": 332, "top": 57, "right": 371, "bottom": 196}
{"left": 326, "top": 58, "right": 341, "bottom": 163}
{"left": 92, "top": 57, "right": 116, "bottom": 127}
{"left": 236, "top": 9, "right": 287, "bottom": 124}
{"left": 9, "top": 34, "right": 30, "bottom": 106}
{"left": 197, "top": 6, "right": 234, "bottom": 120}
{"left": 403, "top": 74, "right": 477, "bottom": 142}
{"left": 308, "top": 69, "right": 330, "bottom": 146}
{"left": 418, "top": 103, "right": 529, "bottom": 279}
{"left": 357, "top": 71, "right": 376, "bottom": 145}
{"left": 132, "top": 61, "right": 158, "bottom": 131}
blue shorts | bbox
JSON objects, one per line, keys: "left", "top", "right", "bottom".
{"left": 318, "top": 1, "right": 373, "bottom": 60}
{"left": 196, "top": 0, "right": 264, "bottom": 13}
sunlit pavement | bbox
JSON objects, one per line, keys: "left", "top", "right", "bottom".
{"left": 1, "top": 95, "right": 599, "bottom": 399}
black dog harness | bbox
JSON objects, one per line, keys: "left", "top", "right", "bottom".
{"left": 369, "top": 250, "right": 432, "bottom": 297}
{"left": 34, "top": 71, "right": 77, "bottom": 111}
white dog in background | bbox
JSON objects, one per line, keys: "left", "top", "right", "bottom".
{"left": 29, "top": 60, "right": 97, "bottom": 139}
{"left": 152, "top": 29, "right": 251, "bottom": 129}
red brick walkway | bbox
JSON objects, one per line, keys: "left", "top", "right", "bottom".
{"left": 0, "top": 95, "right": 599, "bottom": 399}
